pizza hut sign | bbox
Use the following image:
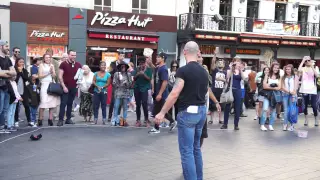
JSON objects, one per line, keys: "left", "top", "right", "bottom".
{"left": 91, "top": 12, "right": 153, "bottom": 28}
{"left": 30, "top": 30, "right": 65, "bottom": 38}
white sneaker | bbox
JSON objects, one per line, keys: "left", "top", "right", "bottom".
{"left": 148, "top": 127, "right": 160, "bottom": 134}
{"left": 32, "top": 124, "right": 37, "bottom": 128}
{"left": 260, "top": 125, "right": 268, "bottom": 131}
{"left": 74, "top": 105, "right": 80, "bottom": 112}
{"left": 288, "top": 125, "right": 294, "bottom": 131}
{"left": 283, "top": 124, "right": 288, "bottom": 131}
{"left": 269, "top": 125, "right": 274, "bottom": 131}
{"left": 14, "top": 122, "right": 19, "bottom": 128}
{"left": 30, "top": 122, "right": 35, "bottom": 126}
{"left": 254, "top": 116, "right": 258, "bottom": 120}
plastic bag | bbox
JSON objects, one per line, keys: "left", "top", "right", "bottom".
{"left": 288, "top": 101, "right": 298, "bottom": 124}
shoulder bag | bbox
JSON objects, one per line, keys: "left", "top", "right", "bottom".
{"left": 47, "top": 77, "right": 63, "bottom": 96}
{"left": 220, "top": 73, "right": 234, "bottom": 104}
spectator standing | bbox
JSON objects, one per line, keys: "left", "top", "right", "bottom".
{"left": 30, "top": 58, "right": 41, "bottom": 85}
{"left": 7, "top": 75, "right": 22, "bottom": 131}
{"left": 210, "top": 57, "right": 226, "bottom": 124}
{"left": 26, "top": 76, "right": 40, "bottom": 127}
{"left": 14, "top": 57, "right": 31, "bottom": 127}
{"left": 155, "top": 41, "right": 208, "bottom": 180}
{"left": 57, "top": 50, "right": 82, "bottom": 126}
{"left": 0, "top": 40, "right": 16, "bottom": 132}
{"left": 148, "top": 53, "right": 176, "bottom": 134}
{"left": 108, "top": 51, "right": 125, "bottom": 121}
{"left": 38, "top": 54, "right": 60, "bottom": 126}
{"left": 221, "top": 60, "right": 246, "bottom": 130}
{"left": 298, "top": 56, "right": 319, "bottom": 126}
{"left": 112, "top": 62, "right": 132, "bottom": 126}
{"left": 92, "top": 61, "right": 111, "bottom": 124}
{"left": 53, "top": 53, "right": 68, "bottom": 120}
{"left": 10, "top": 47, "right": 20, "bottom": 66}
{"left": 132, "top": 58, "right": 152, "bottom": 127}
{"left": 78, "top": 65, "right": 94, "bottom": 122}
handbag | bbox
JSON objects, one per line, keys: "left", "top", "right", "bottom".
{"left": 47, "top": 78, "right": 63, "bottom": 96}
{"left": 220, "top": 73, "right": 234, "bottom": 104}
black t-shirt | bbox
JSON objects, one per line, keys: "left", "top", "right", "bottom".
{"left": 176, "top": 61, "right": 208, "bottom": 111}
{"left": 0, "top": 56, "right": 13, "bottom": 90}
{"left": 211, "top": 68, "right": 226, "bottom": 94}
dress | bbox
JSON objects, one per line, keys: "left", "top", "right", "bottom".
{"left": 79, "top": 73, "right": 94, "bottom": 117}
{"left": 39, "top": 64, "right": 60, "bottom": 109}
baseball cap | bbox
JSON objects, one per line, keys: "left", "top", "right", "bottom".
{"left": 157, "top": 52, "right": 167, "bottom": 61}
{"left": 0, "top": 40, "right": 8, "bottom": 46}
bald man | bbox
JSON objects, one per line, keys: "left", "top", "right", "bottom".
{"left": 155, "top": 41, "right": 215, "bottom": 180}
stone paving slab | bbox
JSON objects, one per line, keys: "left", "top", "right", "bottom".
{"left": 1, "top": 108, "right": 320, "bottom": 179}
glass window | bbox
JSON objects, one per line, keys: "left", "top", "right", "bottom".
{"left": 95, "top": 0, "right": 102, "bottom": 6}
{"left": 132, "top": 0, "right": 139, "bottom": 8}
{"left": 104, "top": 0, "right": 111, "bottom": 6}
{"left": 141, "top": 0, "right": 148, "bottom": 9}
{"left": 94, "top": 0, "right": 112, "bottom": 11}
{"left": 298, "top": 5, "right": 308, "bottom": 22}
{"left": 247, "top": 1, "right": 259, "bottom": 18}
{"left": 132, "top": 0, "right": 148, "bottom": 14}
{"left": 275, "top": 4, "right": 286, "bottom": 21}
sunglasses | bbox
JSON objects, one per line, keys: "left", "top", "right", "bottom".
{"left": 14, "top": 51, "right": 20, "bottom": 54}
{"left": 172, "top": 65, "right": 177, "bottom": 67}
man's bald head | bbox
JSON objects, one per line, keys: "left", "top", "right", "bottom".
{"left": 183, "top": 41, "right": 200, "bottom": 63}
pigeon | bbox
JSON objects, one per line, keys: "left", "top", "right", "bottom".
{"left": 30, "top": 134, "right": 42, "bottom": 141}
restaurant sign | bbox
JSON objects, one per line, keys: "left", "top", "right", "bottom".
{"left": 88, "top": 32, "right": 159, "bottom": 42}
{"left": 253, "top": 21, "right": 300, "bottom": 36}
{"left": 224, "top": 48, "right": 261, "bottom": 55}
{"left": 27, "top": 24, "right": 69, "bottom": 45}
{"left": 91, "top": 12, "right": 153, "bottom": 28}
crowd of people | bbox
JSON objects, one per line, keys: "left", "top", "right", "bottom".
{"left": 2, "top": 38, "right": 319, "bottom": 179}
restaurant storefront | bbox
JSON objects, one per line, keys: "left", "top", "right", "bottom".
{"left": 9, "top": 2, "right": 177, "bottom": 70}
{"left": 26, "top": 24, "right": 68, "bottom": 68}
{"left": 86, "top": 11, "right": 177, "bottom": 71}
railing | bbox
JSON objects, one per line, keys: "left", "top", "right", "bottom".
{"left": 179, "top": 13, "right": 320, "bottom": 37}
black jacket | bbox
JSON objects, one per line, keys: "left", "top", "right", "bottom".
{"left": 7, "top": 82, "right": 17, "bottom": 104}
{"left": 110, "top": 61, "right": 118, "bottom": 79}
{"left": 15, "top": 68, "right": 29, "bottom": 99}
{"left": 26, "top": 83, "right": 40, "bottom": 107}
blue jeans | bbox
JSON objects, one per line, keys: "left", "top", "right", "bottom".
{"left": 112, "top": 97, "right": 128, "bottom": 124}
{"left": 0, "top": 89, "right": 10, "bottom": 126}
{"left": 30, "top": 106, "right": 38, "bottom": 123}
{"left": 177, "top": 105, "right": 206, "bottom": 180}
{"left": 59, "top": 88, "right": 77, "bottom": 121}
{"left": 93, "top": 92, "right": 107, "bottom": 121}
{"left": 261, "top": 98, "right": 276, "bottom": 125}
{"left": 224, "top": 89, "right": 242, "bottom": 126}
{"left": 7, "top": 103, "right": 17, "bottom": 128}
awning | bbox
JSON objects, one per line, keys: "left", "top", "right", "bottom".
{"left": 88, "top": 28, "right": 159, "bottom": 37}
{"left": 87, "top": 28, "right": 159, "bottom": 43}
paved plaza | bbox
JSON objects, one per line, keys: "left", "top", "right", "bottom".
{"left": 1, "top": 109, "right": 320, "bottom": 180}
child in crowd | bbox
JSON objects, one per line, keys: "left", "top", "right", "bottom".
{"left": 26, "top": 76, "right": 40, "bottom": 127}
{"left": 7, "top": 75, "right": 23, "bottom": 131}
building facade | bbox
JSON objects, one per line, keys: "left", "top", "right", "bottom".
{"left": 7, "top": 2, "right": 177, "bottom": 69}
{"left": 177, "top": 0, "right": 320, "bottom": 68}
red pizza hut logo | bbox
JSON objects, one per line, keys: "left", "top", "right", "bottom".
{"left": 73, "top": 14, "right": 84, "bottom": 19}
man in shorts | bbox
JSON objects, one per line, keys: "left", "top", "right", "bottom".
{"left": 209, "top": 56, "right": 226, "bottom": 124}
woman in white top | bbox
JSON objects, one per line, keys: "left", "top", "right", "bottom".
{"left": 298, "top": 56, "right": 319, "bottom": 126}
{"left": 38, "top": 54, "right": 60, "bottom": 126}
{"left": 77, "top": 65, "right": 94, "bottom": 122}
{"left": 281, "top": 64, "right": 299, "bottom": 131}
{"left": 261, "top": 63, "right": 282, "bottom": 131}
